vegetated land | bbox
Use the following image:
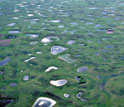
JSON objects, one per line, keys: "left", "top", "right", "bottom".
{"left": 0, "top": 0, "right": 124, "bottom": 106}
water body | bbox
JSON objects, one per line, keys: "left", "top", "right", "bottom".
{"left": 120, "top": 56, "right": 124, "bottom": 60}
{"left": 0, "top": 58, "right": 11, "bottom": 66}
{"left": 0, "top": 34, "right": 3, "bottom": 37}
{"left": 26, "top": 34, "right": 39, "bottom": 38}
{"left": 0, "top": 100, "right": 13, "bottom": 107}
{"left": 8, "top": 31, "right": 20, "bottom": 34}
{"left": 7, "top": 23, "right": 16, "bottom": 27}
{"left": 5, "top": 35, "right": 17, "bottom": 39}
{"left": 0, "top": 95, "right": 13, "bottom": 107}
{"left": 106, "top": 45, "right": 113, "bottom": 48}
{"left": 0, "top": 0, "right": 124, "bottom": 106}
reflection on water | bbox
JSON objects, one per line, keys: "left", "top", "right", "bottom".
{"left": 0, "top": 58, "right": 11, "bottom": 66}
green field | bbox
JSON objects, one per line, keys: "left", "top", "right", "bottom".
{"left": 0, "top": 0, "right": 124, "bottom": 106}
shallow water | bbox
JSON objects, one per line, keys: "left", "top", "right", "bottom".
{"left": 0, "top": 58, "right": 11, "bottom": 66}
{"left": 8, "top": 31, "right": 20, "bottom": 34}
{"left": 0, "top": 0, "right": 124, "bottom": 106}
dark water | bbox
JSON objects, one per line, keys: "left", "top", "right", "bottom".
{"left": 0, "top": 95, "right": 13, "bottom": 107}
{"left": 0, "top": 100, "right": 13, "bottom": 107}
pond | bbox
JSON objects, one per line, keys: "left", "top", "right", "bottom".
{"left": 5, "top": 35, "right": 17, "bottom": 39}
{"left": 33, "top": 97, "right": 56, "bottom": 107}
{"left": 0, "top": 95, "right": 13, "bottom": 106}
{"left": 0, "top": 39, "right": 11, "bottom": 46}
{"left": 0, "top": 57, "right": 11, "bottom": 66}
{"left": 77, "top": 66, "right": 88, "bottom": 72}
{"left": 76, "top": 92, "right": 87, "bottom": 102}
{"left": 50, "top": 79, "right": 67, "bottom": 87}
{"left": 67, "top": 40, "right": 75, "bottom": 45}
{"left": 0, "top": 34, "right": 3, "bottom": 37}
{"left": 26, "top": 34, "right": 39, "bottom": 38}
{"left": 7, "top": 23, "right": 16, "bottom": 27}
{"left": 49, "top": 20, "right": 60, "bottom": 23}
{"left": 8, "top": 31, "right": 20, "bottom": 34}
{"left": 0, "top": 100, "right": 13, "bottom": 107}
{"left": 50, "top": 46, "right": 67, "bottom": 55}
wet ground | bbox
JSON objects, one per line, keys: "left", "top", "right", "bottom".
{"left": 0, "top": 0, "right": 124, "bottom": 106}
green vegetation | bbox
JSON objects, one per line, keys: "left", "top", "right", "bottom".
{"left": 0, "top": 0, "right": 124, "bottom": 106}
